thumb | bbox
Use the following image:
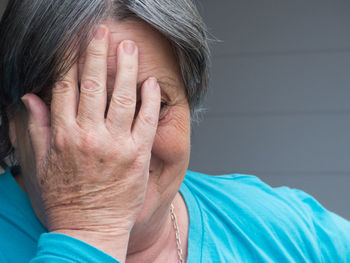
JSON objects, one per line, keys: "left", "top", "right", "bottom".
{"left": 21, "top": 93, "right": 51, "bottom": 164}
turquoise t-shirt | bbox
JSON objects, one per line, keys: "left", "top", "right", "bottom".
{"left": 0, "top": 168, "right": 349, "bottom": 262}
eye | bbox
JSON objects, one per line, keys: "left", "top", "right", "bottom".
{"left": 158, "top": 101, "right": 169, "bottom": 121}
{"left": 133, "top": 100, "right": 168, "bottom": 120}
{"left": 160, "top": 101, "right": 167, "bottom": 111}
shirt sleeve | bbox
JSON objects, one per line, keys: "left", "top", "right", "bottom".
{"left": 30, "top": 233, "right": 121, "bottom": 263}
{"left": 291, "top": 188, "right": 350, "bottom": 261}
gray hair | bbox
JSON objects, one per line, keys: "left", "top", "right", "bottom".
{"left": 0, "top": 0, "right": 210, "bottom": 171}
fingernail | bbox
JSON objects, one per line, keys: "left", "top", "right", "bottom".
{"left": 94, "top": 25, "right": 106, "bottom": 40}
{"left": 148, "top": 77, "right": 158, "bottom": 88}
{"left": 123, "top": 41, "right": 136, "bottom": 55}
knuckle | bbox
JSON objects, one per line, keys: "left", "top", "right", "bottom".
{"left": 140, "top": 112, "right": 158, "bottom": 127}
{"left": 87, "top": 42, "right": 106, "bottom": 58}
{"left": 52, "top": 127, "right": 70, "bottom": 151}
{"left": 122, "top": 146, "right": 138, "bottom": 163}
{"left": 112, "top": 93, "right": 135, "bottom": 108}
{"left": 81, "top": 79, "right": 104, "bottom": 94}
{"left": 123, "top": 62, "right": 137, "bottom": 72}
{"left": 78, "top": 130, "right": 100, "bottom": 153}
{"left": 53, "top": 80, "right": 74, "bottom": 94}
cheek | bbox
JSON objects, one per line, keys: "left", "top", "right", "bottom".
{"left": 152, "top": 108, "right": 191, "bottom": 164}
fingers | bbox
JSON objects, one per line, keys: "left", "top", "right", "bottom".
{"left": 106, "top": 40, "right": 138, "bottom": 136}
{"left": 77, "top": 25, "right": 109, "bottom": 128}
{"left": 132, "top": 77, "right": 160, "bottom": 147}
{"left": 51, "top": 63, "right": 78, "bottom": 128}
{"left": 21, "top": 94, "right": 51, "bottom": 163}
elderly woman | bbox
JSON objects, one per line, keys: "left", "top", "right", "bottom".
{"left": 0, "top": 0, "right": 349, "bottom": 262}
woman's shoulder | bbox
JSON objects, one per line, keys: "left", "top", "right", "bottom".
{"left": 182, "top": 170, "right": 293, "bottom": 205}
{"left": 181, "top": 170, "right": 350, "bottom": 262}
{"left": 182, "top": 170, "right": 346, "bottom": 219}
{"left": 0, "top": 169, "right": 45, "bottom": 261}
{"left": 182, "top": 169, "right": 350, "bottom": 233}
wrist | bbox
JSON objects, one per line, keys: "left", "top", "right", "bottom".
{"left": 51, "top": 229, "right": 130, "bottom": 262}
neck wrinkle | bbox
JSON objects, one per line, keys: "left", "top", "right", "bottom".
{"left": 126, "top": 192, "right": 188, "bottom": 263}
{"left": 126, "top": 205, "right": 177, "bottom": 263}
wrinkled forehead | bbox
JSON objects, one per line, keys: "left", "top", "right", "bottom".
{"left": 78, "top": 18, "right": 183, "bottom": 95}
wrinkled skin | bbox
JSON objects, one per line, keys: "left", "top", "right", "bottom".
{"left": 9, "top": 18, "right": 190, "bottom": 262}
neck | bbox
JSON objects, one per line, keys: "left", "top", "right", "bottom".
{"left": 126, "top": 193, "right": 188, "bottom": 263}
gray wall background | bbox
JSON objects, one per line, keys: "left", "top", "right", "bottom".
{"left": 0, "top": 1, "right": 349, "bottom": 220}
{"left": 190, "top": 0, "right": 350, "bottom": 220}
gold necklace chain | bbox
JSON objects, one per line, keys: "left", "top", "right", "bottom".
{"left": 170, "top": 203, "right": 184, "bottom": 263}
